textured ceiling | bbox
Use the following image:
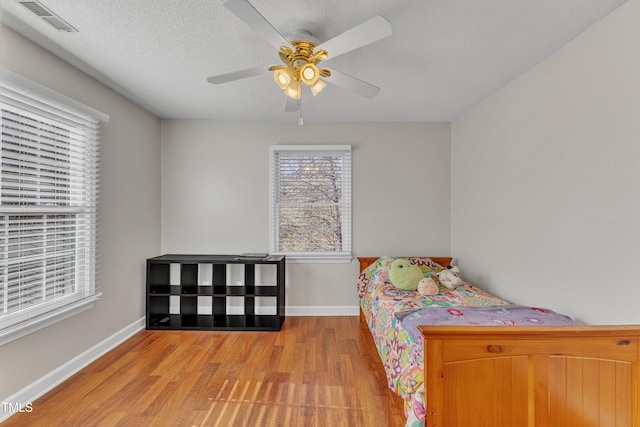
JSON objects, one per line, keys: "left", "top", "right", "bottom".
{"left": 0, "top": 0, "right": 627, "bottom": 122}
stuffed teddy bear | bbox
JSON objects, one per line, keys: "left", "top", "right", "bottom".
{"left": 388, "top": 258, "right": 424, "bottom": 291}
{"left": 436, "top": 265, "right": 462, "bottom": 290}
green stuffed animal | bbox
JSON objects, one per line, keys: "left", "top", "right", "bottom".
{"left": 389, "top": 258, "right": 424, "bottom": 291}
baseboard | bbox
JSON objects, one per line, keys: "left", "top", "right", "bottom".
{"left": 286, "top": 306, "right": 359, "bottom": 316}
{"left": 0, "top": 317, "right": 146, "bottom": 422}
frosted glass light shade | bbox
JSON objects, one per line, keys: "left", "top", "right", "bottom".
{"left": 284, "top": 79, "right": 302, "bottom": 99}
{"left": 273, "top": 67, "right": 295, "bottom": 90}
{"left": 309, "top": 79, "right": 326, "bottom": 96}
{"left": 300, "top": 63, "right": 320, "bottom": 85}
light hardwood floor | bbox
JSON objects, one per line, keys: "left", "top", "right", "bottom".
{"left": 3, "top": 317, "right": 406, "bottom": 427}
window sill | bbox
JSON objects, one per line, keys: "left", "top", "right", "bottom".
{"left": 271, "top": 253, "right": 353, "bottom": 264}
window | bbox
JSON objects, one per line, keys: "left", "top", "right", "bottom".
{"left": 270, "top": 145, "right": 351, "bottom": 262}
{"left": 0, "top": 69, "right": 107, "bottom": 345}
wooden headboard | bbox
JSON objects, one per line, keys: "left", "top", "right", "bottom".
{"left": 357, "top": 256, "right": 453, "bottom": 273}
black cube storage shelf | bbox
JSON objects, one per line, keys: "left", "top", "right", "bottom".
{"left": 146, "top": 254, "right": 285, "bottom": 331}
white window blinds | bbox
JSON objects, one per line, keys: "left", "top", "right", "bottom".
{"left": 0, "top": 69, "right": 106, "bottom": 345}
{"left": 270, "top": 145, "right": 352, "bottom": 262}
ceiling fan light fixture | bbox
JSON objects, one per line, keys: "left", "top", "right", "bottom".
{"left": 309, "top": 79, "right": 326, "bottom": 96}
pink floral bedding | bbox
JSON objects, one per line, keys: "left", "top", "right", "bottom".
{"left": 357, "top": 256, "right": 510, "bottom": 427}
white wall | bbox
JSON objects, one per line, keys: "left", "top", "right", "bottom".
{"left": 0, "top": 25, "right": 161, "bottom": 399}
{"left": 161, "top": 120, "right": 451, "bottom": 310}
{"left": 451, "top": 0, "right": 640, "bottom": 324}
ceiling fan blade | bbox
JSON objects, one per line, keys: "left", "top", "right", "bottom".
{"left": 285, "top": 96, "right": 301, "bottom": 112}
{"left": 207, "top": 66, "right": 268, "bottom": 84}
{"left": 316, "top": 16, "right": 392, "bottom": 60}
{"left": 323, "top": 67, "right": 380, "bottom": 98}
{"left": 224, "top": 0, "right": 289, "bottom": 50}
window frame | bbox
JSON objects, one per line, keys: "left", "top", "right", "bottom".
{"left": 269, "top": 145, "right": 352, "bottom": 263}
{"left": 0, "top": 68, "right": 107, "bottom": 346}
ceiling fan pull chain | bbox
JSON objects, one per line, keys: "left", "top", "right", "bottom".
{"left": 298, "top": 93, "right": 304, "bottom": 125}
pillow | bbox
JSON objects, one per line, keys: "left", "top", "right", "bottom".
{"left": 388, "top": 258, "right": 424, "bottom": 291}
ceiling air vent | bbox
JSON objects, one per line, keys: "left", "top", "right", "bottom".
{"left": 18, "top": 1, "right": 78, "bottom": 32}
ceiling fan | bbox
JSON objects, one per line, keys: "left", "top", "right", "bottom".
{"left": 207, "top": 0, "right": 392, "bottom": 112}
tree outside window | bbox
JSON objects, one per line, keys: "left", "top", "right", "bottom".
{"left": 270, "top": 146, "right": 351, "bottom": 262}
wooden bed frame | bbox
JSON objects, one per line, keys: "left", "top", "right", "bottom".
{"left": 357, "top": 257, "right": 640, "bottom": 427}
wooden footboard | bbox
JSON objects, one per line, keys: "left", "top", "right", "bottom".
{"left": 419, "top": 325, "right": 640, "bottom": 427}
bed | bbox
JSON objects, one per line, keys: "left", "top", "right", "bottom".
{"left": 357, "top": 256, "right": 640, "bottom": 427}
